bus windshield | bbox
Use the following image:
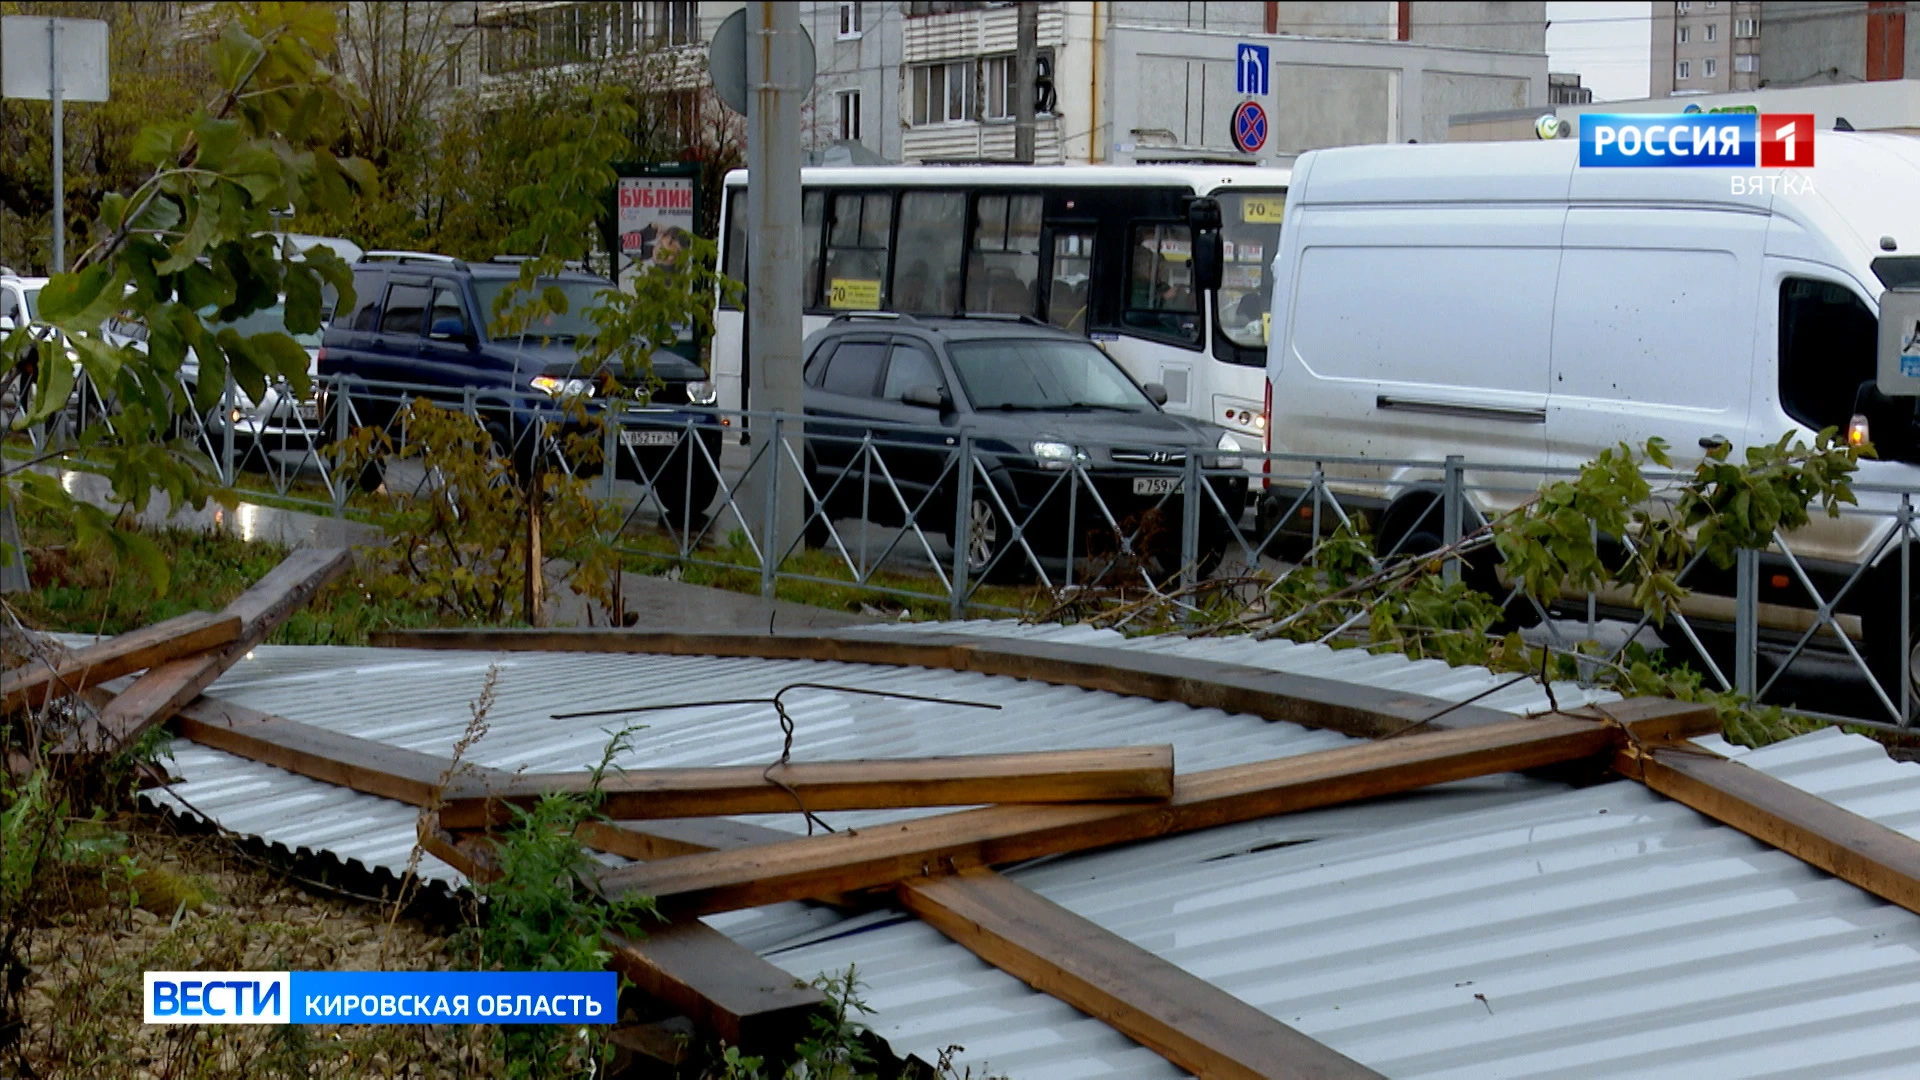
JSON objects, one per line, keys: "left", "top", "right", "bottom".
{"left": 1212, "top": 190, "right": 1285, "bottom": 352}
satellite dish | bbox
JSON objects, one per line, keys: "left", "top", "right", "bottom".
{"left": 709, "top": 9, "right": 816, "bottom": 116}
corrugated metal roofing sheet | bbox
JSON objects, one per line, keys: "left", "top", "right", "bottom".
{"left": 757, "top": 727, "right": 1920, "bottom": 1079}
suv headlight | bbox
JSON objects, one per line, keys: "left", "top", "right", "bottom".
{"left": 686, "top": 379, "right": 717, "bottom": 406}
{"left": 1031, "top": 440, "right": 1082, "bottom": 470}
{"left": 1214, "top": 432, "right": 1243, "bottom": 468}
{"left": 531, "top": 375, "right": 595, "bottom": 399}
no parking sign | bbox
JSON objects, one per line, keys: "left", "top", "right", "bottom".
{"left": 1232, "top": 101, "right": 1268, "bottom": 153}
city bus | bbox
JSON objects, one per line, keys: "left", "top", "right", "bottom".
{"left": 713, "top": 163, "right": 1288, "bottom": 450}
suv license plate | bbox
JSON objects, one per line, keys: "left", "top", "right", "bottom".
{"left": 621, "top": 429, "right": 680, "bottom": 448}
{"left": 1132, "top": 477, "right": 1182, "bottom": 496}
{"left": 295, "top": 402, "right": 319, "bottom": 422}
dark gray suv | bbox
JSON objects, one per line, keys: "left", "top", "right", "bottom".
{"left": 802, "top": 314, "right": 1246, "bottom": 580}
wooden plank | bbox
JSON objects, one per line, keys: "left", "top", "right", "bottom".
{"left": 901, "top": 870, "right": 1381, "bottom": 1080}
{"left": 1623, "top": 742, "right": 1920, "bottom": 917}
{"left": 173, "top": 696, "right": 453, "bottom": 806}
{"left": 417, "top": 812, "right": 826, "bottom": 1050}
{"left": 438, "top": 746, "right": 1176, "bottom": 828}
{"left": 68, "top": 547, "right": 353, "bottom": 752}
{"left": 596, "top": 716, "right": 1624, "bottom": 916}
{"left": 367, "top": 627, "right": 1529, "bottom": 737}
{"left": 2, "top": 611, "right": 241, "bottom": 714}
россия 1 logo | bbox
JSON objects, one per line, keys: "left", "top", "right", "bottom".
{"left": 1579, "top": 113, "right": 1815, "bottom": 168}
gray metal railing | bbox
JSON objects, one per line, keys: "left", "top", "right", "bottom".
{"left": 11, "top": 372, "right": 1920, "bottom": 730}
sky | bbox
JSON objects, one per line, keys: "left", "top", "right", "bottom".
{"left": 1546, "top": 1, "right": 1653, "bottom": 103}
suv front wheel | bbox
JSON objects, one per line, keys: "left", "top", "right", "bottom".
{"left": 952, "top": 490, "right": 1029, "bottom": 584}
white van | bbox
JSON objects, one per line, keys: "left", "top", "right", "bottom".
{"left": 1259, "top": 132, "right": 1920, "bottom": 694}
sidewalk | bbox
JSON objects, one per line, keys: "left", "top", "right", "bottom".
{"left": 31, "top": 468, "right": 871, "bottom": 633}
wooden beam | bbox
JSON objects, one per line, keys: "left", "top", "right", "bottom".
{"left": 1622, "top": 741, "right": 1920, "bottom": 917}
{"left": 417, "top": 812, "right": 826, "bottom": 1051}
{"left": 901, "top": 870, "right": 1382, "bottom": 1080}
{"left": 438, "top": 746, "right": 1176, "bottom": 828}
{"left": 67, "top": 547, "right": 353, "bottom": 752}
{"left": 173, "top": 696, "right": 454, "bottom": 806}
{"left": 2, "top": 611, "right": 241, "bottom": 714}
{"left": 367, "top": 627, "right": 1528, "bottom": 737}
{"left": 596, "top": 716, "right": 1627, "bottom": 916}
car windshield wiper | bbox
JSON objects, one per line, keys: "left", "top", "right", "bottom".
{"left": 986, "top": 402, "right": 1058, "bottom": 411}
{"left": 1061, "top": 403, "right": 1141, "bottom": 413}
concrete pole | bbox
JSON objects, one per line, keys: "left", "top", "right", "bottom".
{"left": 1014, "top": 3, "right": 1037, "bottom": 164}
{"left": 745, "top": 2, "right": 805, "bottom": 557}
{"left": 49, "top": 18, "right": 64, "bottom": 274}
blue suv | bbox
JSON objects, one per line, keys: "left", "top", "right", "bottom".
{"left": 319, "top": 252, "right": 722, "bottom": 525}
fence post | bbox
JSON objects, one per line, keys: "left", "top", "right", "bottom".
{"left": 950, "top": 433, "right": 974, "bottom": 621}
{"left": 602, "top": 406, "right": 618, "bottom": 505}
{"left": 1442, "top": 454, "right": 1464, "bottom": 586}
{"left": 760, "top": 412, "right": 783, "bottom": 601}
{"left": 1903, "top": 495, "right": 1913, "bottom": 727}
{"left": 1734, "top": 546, "right": 1759, "bottom": 697}
{"left": 331, "top": 378, "right": 350, "bottom": 517}
{"left": 220, "top": 372, "right": 236, "bottom": 487}
{"left": 1180, "top": 453, "right": 1201, "bottom": 591}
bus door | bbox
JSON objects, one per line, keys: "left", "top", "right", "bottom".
{"left": 1041, "top": 224, "right": 1097, "bottom": 335}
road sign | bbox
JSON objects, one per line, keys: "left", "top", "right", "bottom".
{"left": 709, "top": 8, "right": 816, "bottom": 116}
{"left": 1232, "top": 101, "right": 1268, "bottom": 153}
{"left": 1235, "top": 43, "right": 1269, "bottom": 96}
{"left": 2, "top": 16, "right": 109, "bottom": 101}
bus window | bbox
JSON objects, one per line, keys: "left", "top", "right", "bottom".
{"left": 892, "top": 191, "right": 966, "bottom": 314}
{"left": 824, "top": 192, "right": 892, "bottom": 309}
{"left": 1046, "top": 230, "right": 1094, "bottom": 333}
{"left": 722, "top": 188, "right": 747, "bottom": 310}
{"left": 1213, "top": 191, "right": 1283, "bottom": 352}
{"left": 803, "top": 190, "right": 825, "bottom": 306}
{"left": 966, "top": 194, "right": 1042, "bottom": 315}
{"left": 1125, "top": 223, "right": 1200, "bottom": 346}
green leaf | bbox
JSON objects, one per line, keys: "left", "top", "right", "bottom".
{"left": 283, "top": 265, "right": 321, "bottom": 334}
{"left": 249, "top": 332, "right": 312, "bottom": 398}
{"left": 34, "top": 263, "right": 115, "bottom": 323}
{"left": 24, "top": 342, "right": 76, "bottom": 426}
{"left": 212, "top": 23, "right": 266, "bottom": 92}
{"left": 156, "top": 200, "right": 218, "bottom": 275}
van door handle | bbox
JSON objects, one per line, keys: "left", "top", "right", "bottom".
{"left": 1375, "top": 396, "right": 1547, "bottom": 424}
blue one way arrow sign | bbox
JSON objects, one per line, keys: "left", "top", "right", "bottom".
{"left": 1236, "top": 43, "right": 1269, "bottom": 96}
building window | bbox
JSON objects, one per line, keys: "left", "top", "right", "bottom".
{"left": 1676, "top": 1, "right": 1691, "bottom": 10}
{"left": 1735, "top": 17, "right": 1758, "bottom": 37}
{"left": 1734, "top": 53, "right": 1758, "bottom": 73}
{"left": 651, "top": 1, "right": 696, "bottom": 46}
{"left": 905, "top": 1, "right": 988, "bottom": 14}
{"left": 1704, "top": 56, "right": 1717, "bottom": 77}
{"left": 836, "top": 89, "right": 862, "bottom": 140}
{"left": 1677, "top": 60, "right": 1691, "bottom": 80}
{"left": 838, "top": 2, "right": 862, "bottom": 38}
{"left": 983, "top": 55, "right": 1017, "bottom": 120}
{"left": 1677, "top": 25, "right": 1690, "bottom": 43}
{"left": 911, "top": 60, "right": 975, "bottom": 125}
{"left": 1705, "top": 22, "right": 1717, "bottom": 41}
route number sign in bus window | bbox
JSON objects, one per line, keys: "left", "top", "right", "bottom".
{"left": 1241, "top": 196, "right": 1284, "bottom": 223}
{"left": 830, "top": 278, "right": 883, "bottom": 309}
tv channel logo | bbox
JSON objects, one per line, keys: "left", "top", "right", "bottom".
{"left": 1580, "top": 113, "right": 1815, "bottom": 168}
{"left": 146, "top": 972, "right": 290, "bottom": 1025}
{"left": 146, "top": 970, "right": 619, "bottom": 1025}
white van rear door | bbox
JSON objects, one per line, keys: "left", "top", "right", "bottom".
{"left": 1547, "top": 207, "right": 1765, "bottom": 471}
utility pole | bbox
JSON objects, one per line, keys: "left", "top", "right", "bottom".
{"left": 1013, "top": 2, "right": 1037, "bottom": 164}
{"left": 745, "top": 2, "right": 805, "bottom": 563}
{"left": 48, "top": 18, "right": 63, "bottom": 273}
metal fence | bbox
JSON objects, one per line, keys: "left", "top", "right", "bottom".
{"left": 12, "top": 371, "right": 1920, "bottom": 731}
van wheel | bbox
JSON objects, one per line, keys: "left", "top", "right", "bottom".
{"left": 1862, "top": 563, "right": 1920, "bottom": 720}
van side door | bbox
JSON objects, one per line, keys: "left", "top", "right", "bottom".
{"left": 1546, "top": 207, "right": 1766, "bottom": 472}
{"left": 1275, "top": 203, "right": 1561, "bottom": 509}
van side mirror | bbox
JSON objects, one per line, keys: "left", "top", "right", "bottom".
{"left": 0, "top": 316, "right": 14, "bottom": 333}
{"left": 1143, "top": 382, "right": 1169, "bottom": 407}
{"left": 902, "top": 384, "right": 950, "bottom": 411}
{"left": 1187, "top": 197, "right": 1224, "bottom": 294}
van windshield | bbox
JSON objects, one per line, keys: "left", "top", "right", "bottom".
{"left": 473, "top": 278, "right": 612, "bottom": 342}
{"left": 1777, "top": 277, "right": 1920, "bottom": 462}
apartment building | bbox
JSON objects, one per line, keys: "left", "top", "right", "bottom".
{"left": 1650, "top": 0, "right": 1764, "bottom": 96}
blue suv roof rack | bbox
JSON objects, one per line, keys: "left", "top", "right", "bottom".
{"left": 359, "top": 250, "right": 469, "bottom": 270}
